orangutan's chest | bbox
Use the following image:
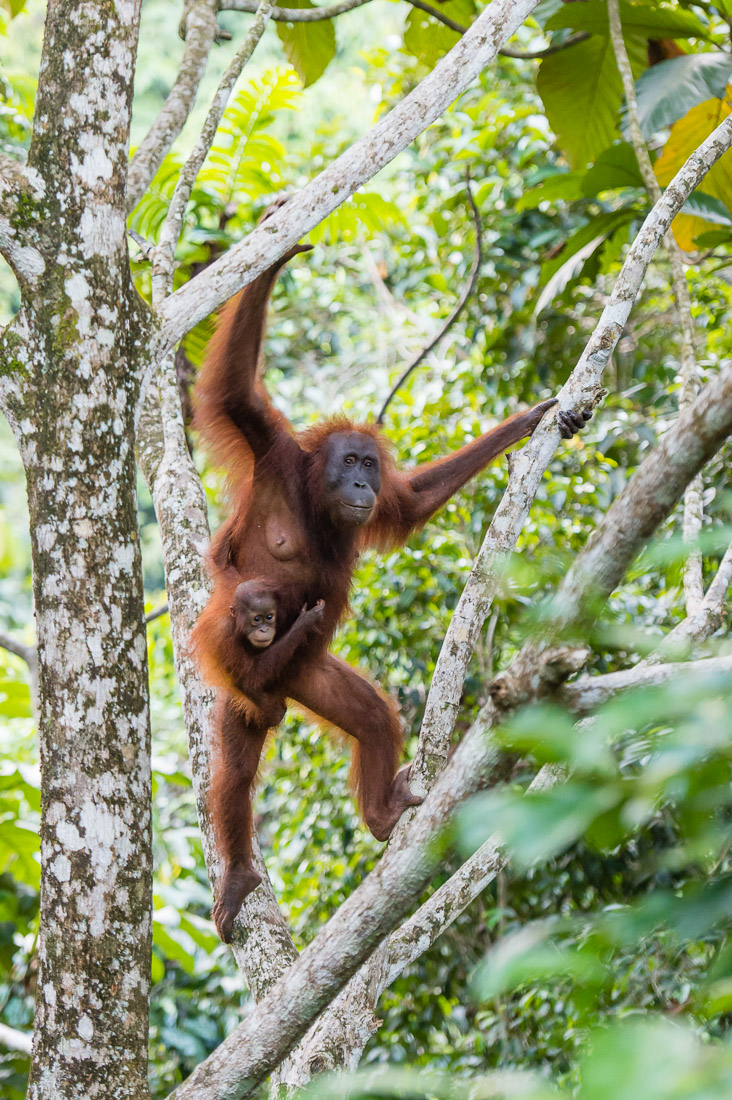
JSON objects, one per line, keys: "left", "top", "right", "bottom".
{"left": 263, "top": 506, "right": 306, "bottom": 562}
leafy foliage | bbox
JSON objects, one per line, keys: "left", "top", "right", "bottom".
{"left": 537, "top": 34, "right": 648, "bottom": 170}
{"left": 3, "top": 1, "right": 732, "bottom": 1097}
{"left": 274, "top": 0, "right": 337, "bottom": 87}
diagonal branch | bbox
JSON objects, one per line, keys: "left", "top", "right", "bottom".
{"left": 152, "top": 0, "right": 273, "bottom": 301}
{"left": 156, "top": 0, "right": 545, "bottom": 350}
{"left": 126, "top": 0, "right": 220, "bottom": 213}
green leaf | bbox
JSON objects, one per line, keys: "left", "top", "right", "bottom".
{"left": 540, "top": 209, "right": 635, "bottom": 284}
{"left": 403, "top": 0, "right": 475, "bottom": 68}
{"left": 0, "top": 677, "right": 31, "bottom": 719}
{"left": 582, "top": 142, "right": 645, "bottom": 195}
{"left": 633, "top": 54, "right": 732, "bottom": 138}
{"left": 275, "top": 0, "right": 336, "bottom": 87}
{"left": 537, "top": 34, "right": 648, "bottom": 169}
{"left": 546, "top": 0, "right": 711, "bottom": 41}
{"left": 308, "top": 190, "right": 404, "bottom": 244}
{"left": 0, "top": 0, "right": 28, "bottom": 17}
{"left": 516, "top": 172, "right": 585, "bottom": 210}
{"left": 201, "top": 70, "right": 300, "bottom": 205}
{"left": 683, "top": 189, "right": 732, "bottom": 227}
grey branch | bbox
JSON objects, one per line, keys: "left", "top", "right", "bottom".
{"left": 645, "top": 539, "right": 732, "bottom": 663}
{"left": 560, "top": 654, "right": 732, "bottom": 715}
{"left": 156, "top": 0, "right": 544, "bottom": 349}
{"left": 499, "top": 31, "right": 589, "bottom": 59}
{"left": 152, "top": 0, "right": 273, "bottom": 300}
{"left": 144, "top": 602, "right": 169, "bottom": 624}
{"left": 127, "top": 0, "right": 220, "bottom": 212}
{"left": 0, "top": 629, "right": 36, "bottom": 667}
{"left": 221, "top": 0, "right": 371, "bottom": 18}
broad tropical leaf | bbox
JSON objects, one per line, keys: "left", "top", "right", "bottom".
{"left": 633, "top": 54, "right": 732, "bottom": 138}
{"left": 516, "top": 172, "right": 585, "bottom": 211}
{"left": 655, "top": 92, "right": 732, "bottom": 249}
{"left": 403, "top": 0, "right": 475, "bottom": 67}
{"left": 537, "top": 34, "right": 647, "bottom": 169}
{"left": 581, "top": 142, "right": 644, "bottom": 196}
{"left": 275, "top": 0, "right": 336, "bottom": 87}
{"left": 539, "top": 209, "right": 635, "bottom": 291}
{"left": 546, "top": 0, "right": 710, "bottom": 40}
{"left": 682, "top": 190, "right": 732, "bottom": 227}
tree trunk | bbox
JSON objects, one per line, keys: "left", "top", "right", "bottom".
{"left": 7, "top": 3, "right": 154, "bottom": 1097}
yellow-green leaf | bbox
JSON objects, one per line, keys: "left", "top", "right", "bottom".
{"left": 655, "top": 91, "right": 732, "bottom": 250}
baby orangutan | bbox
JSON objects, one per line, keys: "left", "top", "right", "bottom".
{"left": 229, "top": 579, "right": 325, "bottom": 692}
{"left": 196, "top": 579, "right": 325, "bottom": 939}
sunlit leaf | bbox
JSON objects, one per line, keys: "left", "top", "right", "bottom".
{"left": 403, "top": 0, "right": 475, "bottom": 68}
{"left": 546, "top": 0, "right": 711, "bottom": 40}
{"left": 275, "top": 0, "right": 336, "bottom": 87}
{"left": 655, "top": 91, "right": 732, "bottom": 249}
{"left": 537, "top": 34, "right": 647, "bottom": 169}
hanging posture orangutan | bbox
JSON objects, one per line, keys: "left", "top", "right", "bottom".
{"left": 192, "top": 218, "right": 590, "bottom": 941}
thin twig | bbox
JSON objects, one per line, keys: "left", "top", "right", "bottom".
{"left": 608, "top": 0, "right": 703, "bottom": 616}
{"left": 144, "top": 601, "right": 169, "bottom": 624}
{"left": 221, "top": 0, "right": 371, "bottom": 19}
{"left": 126, "top": 0, "right": 220, "bottom": 212}
{"left": 0, "top": 629, "right": 35, "bottom": 666}
{"left": 151, "top": 0, "right": 273, "bottom": 302}
{"left": 499, "top": 31, "right": 589, "bottom": 59}
{"left": 376, "top": 175, "right": 482, "bottom": 425}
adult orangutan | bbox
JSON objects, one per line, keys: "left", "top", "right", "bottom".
{"left": 192, "top": 223, "right": 589, "bottom": 941}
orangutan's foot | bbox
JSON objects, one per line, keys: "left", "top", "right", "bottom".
{"left": 212, "top": 862, "right": 262, "bottom": 943}
{"left": 366, "top": 766, "right": 424, "bottom": 842}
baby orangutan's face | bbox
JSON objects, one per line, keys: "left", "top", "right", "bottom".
{"left": 232, "top": 591, "right": 276, "bottom": 648}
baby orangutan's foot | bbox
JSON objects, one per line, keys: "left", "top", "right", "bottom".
{"left": 366, "top": 766, "right": 424, "bottom": 842}
{"left": 213, "top": 862, "right": 262, "bottom": 943}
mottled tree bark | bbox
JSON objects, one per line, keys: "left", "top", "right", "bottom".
{"left": 0, "top": 2, "right": 153, "bottom": 1098}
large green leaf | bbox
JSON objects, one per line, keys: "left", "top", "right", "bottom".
{"left": 546, "top": 0, "right": 710, "bottom": 40}
{"left": 537, "top": 34, "right": 648, "bottom": 169}
{"left": 403, "top": 0, "right": 475, "bottom": 68}
{"left": 276, "top": 0, "right": 336, "bottom": 87}
{"left": 633, "top": 53, "right": 732, "bottom": 138}
{"left": 581, "top": 141, "right": 645, "bottom": 195}
{"left": 516, "top": 171, "right": 585, "bottom": 211}
{"left": 535, "top": 209, "right": 635, "bottom": 313}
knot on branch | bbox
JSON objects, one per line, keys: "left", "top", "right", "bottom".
{"left": 489, "top": 644, "right": 590, "bottom": 713}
